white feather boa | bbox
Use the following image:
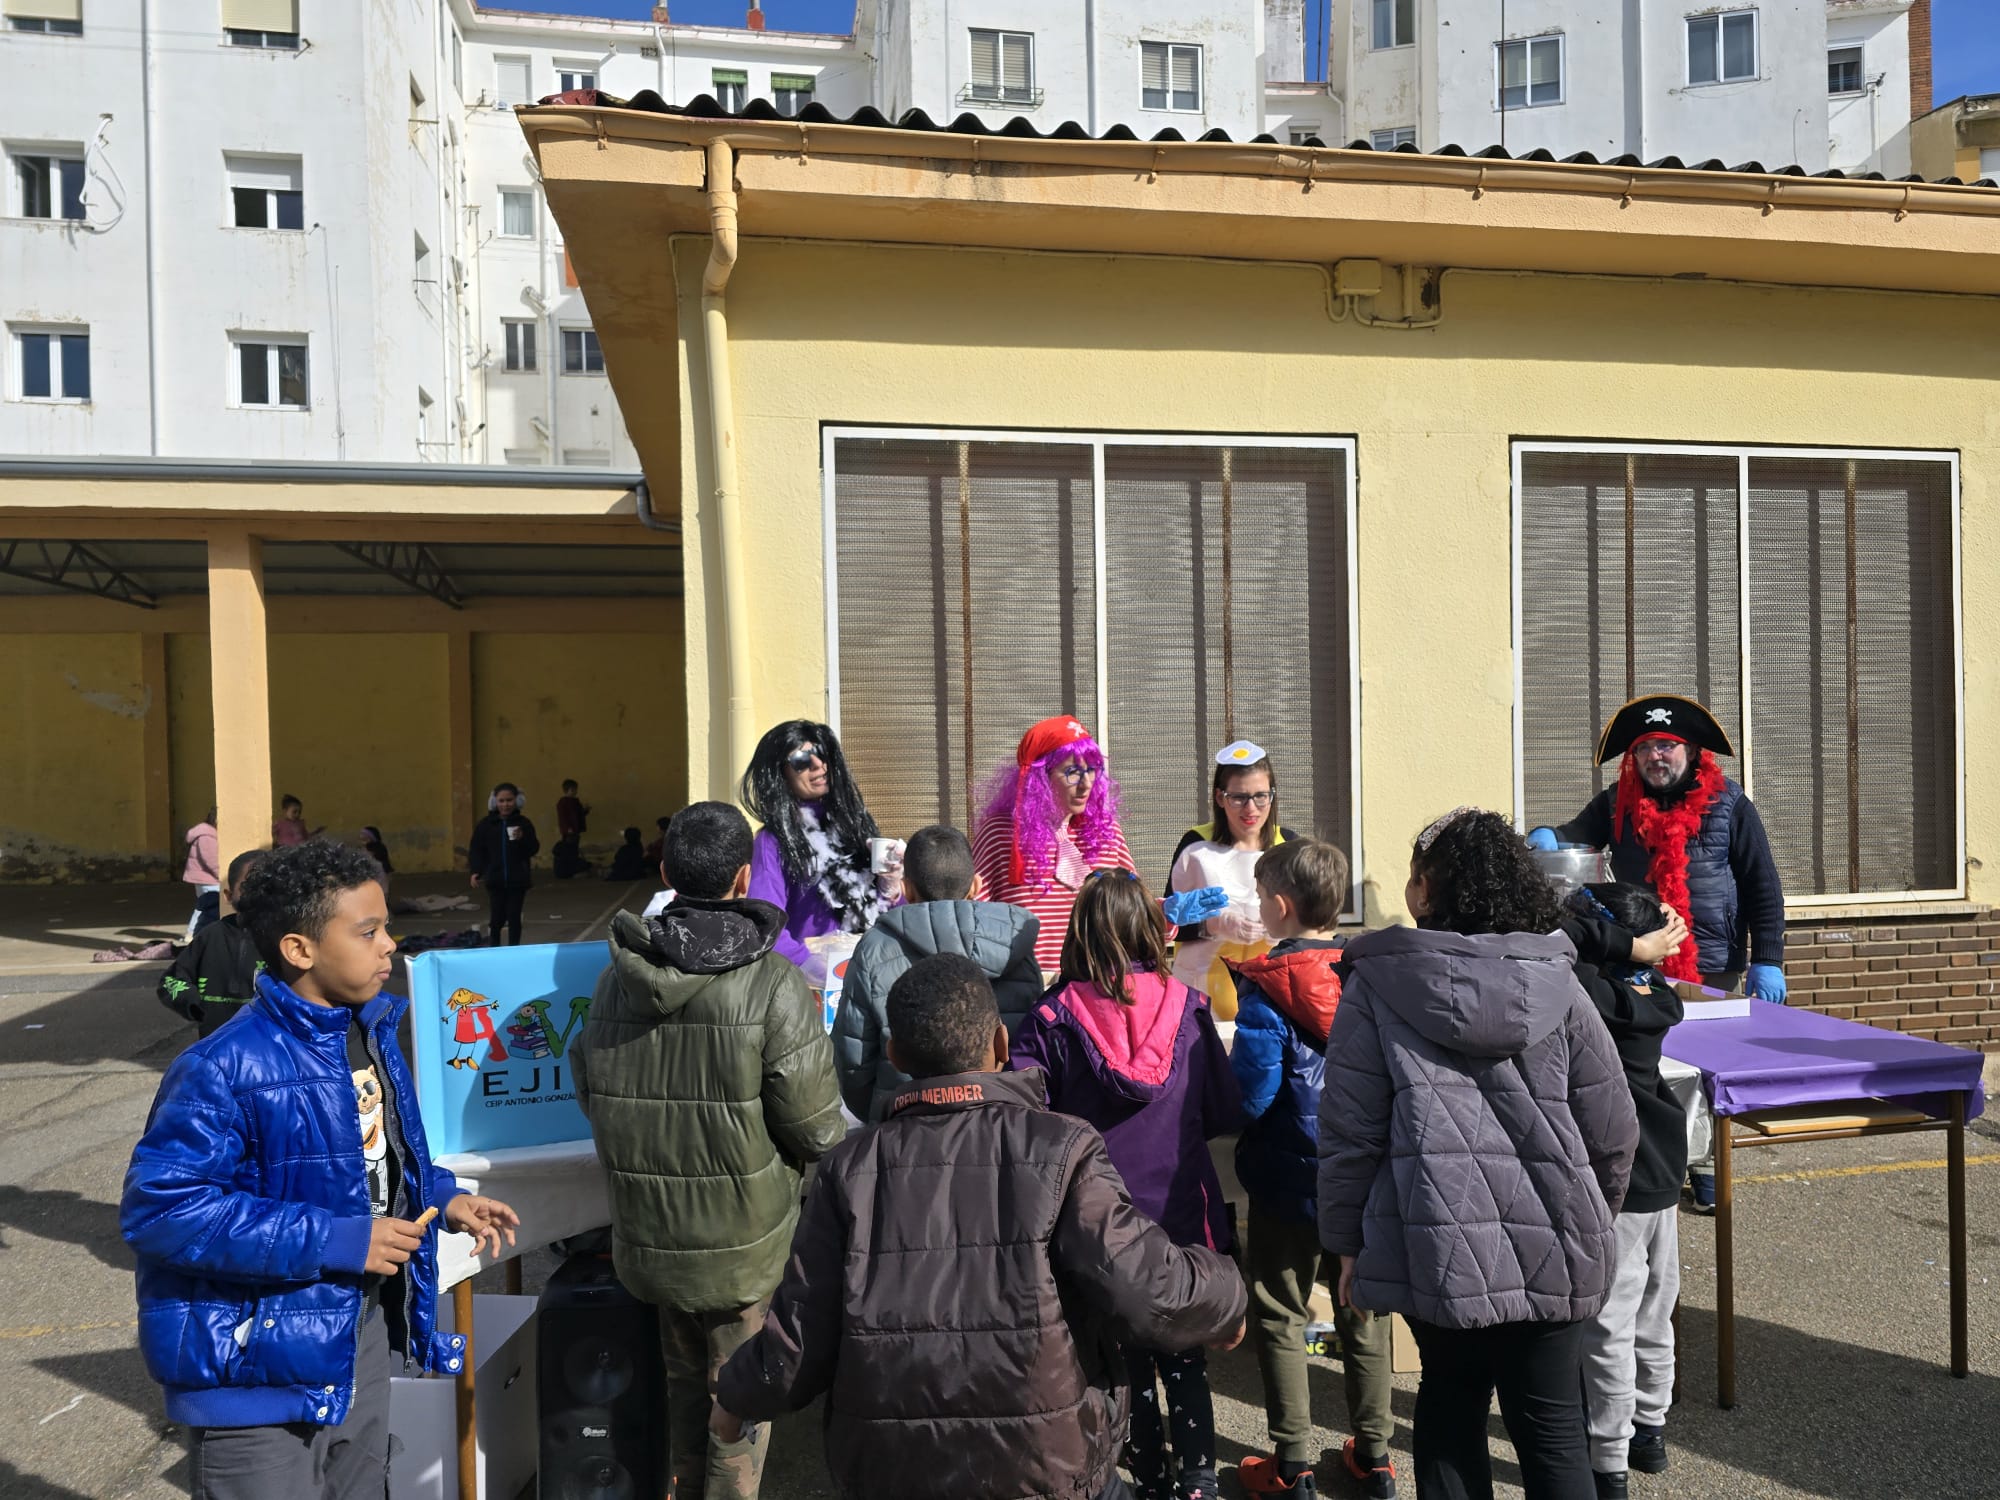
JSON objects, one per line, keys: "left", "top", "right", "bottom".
{"left": 801, "top": 804, "right": 885, "bottom": 934}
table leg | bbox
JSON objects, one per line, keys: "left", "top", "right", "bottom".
{"left": 1949, "top": 1093, "right": 1968, "bottom": 1379}
{"left": 1670, "top": 1299, "right": 1682, "bottom": 1406}
{"left": 454, "top": 1278, "right": 477, "bottom": 1500}
{"left": 1715, "top": 1115, "right": 1736, "bottom": 1410}
{"left": 504, "top": 1256, "right": 522, "bottom": 1297}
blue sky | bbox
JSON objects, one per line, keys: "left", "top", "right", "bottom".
{"left": 498, "top": 0, "right": 1999, "bottom": 98}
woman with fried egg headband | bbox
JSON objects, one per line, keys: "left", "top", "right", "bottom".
{"left": 1165, "top": 740, "right": 1300, "bottom": 1021}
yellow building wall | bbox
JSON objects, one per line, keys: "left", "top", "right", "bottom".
{"left": 168, "top": 632, "right": 217, "bottom": 843}
{"left": 470, "top": 628, "right": 688, "bottom": 864}
{"left": 0, "top": 634, "right": 158, "bottom": 878}
{"left": 669, "top": 239, "right": 2000, "bottom": 922}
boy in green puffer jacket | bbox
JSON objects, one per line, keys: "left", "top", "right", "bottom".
{"left": 573, "top": 800, "right": 844, "bottom": 1500}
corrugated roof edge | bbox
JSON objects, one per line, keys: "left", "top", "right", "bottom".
{"left": 529, "top": 89, "right": 2000, "bottom": 190}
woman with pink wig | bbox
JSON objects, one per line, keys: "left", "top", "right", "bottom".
{"left": 969, "top": 716, "right": 1141, "bottom": 974}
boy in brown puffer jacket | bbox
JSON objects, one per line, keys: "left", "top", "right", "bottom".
{"left": 714, "top": 952, "right": 1248, "bottom": 1500}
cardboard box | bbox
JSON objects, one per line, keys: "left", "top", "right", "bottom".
{"left": 389, "top": 1293, "right": 538, "bottom": 1500}
{"left": 1306, "top": 1282, "right": 1421, "bottom": 1373}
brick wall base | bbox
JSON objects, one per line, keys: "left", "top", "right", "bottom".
{"left": 1783, "top": 908, "right": 1999, "bottom": 1052}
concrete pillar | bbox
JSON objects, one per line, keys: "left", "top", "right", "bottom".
{"left": 207, "top": 532, "right": 273, "bottom": 865}
{"left": 446, "top": 629, "right": 475, "bottom": 868}
{"left": 139, "top": 631, "right": 173, "bottom": 875}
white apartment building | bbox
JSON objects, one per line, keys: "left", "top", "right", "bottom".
{"left": 1310, "top": 0, "right": 1925, "bottom": 175}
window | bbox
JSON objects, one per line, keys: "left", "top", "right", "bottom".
{"left": 451, "top": 30, "right": 462, "bottom": 93}
{"left": 503, "top": 447, "right": 542, "bottom": 466}
{"left": 561, "top": 327, "right": 603, "bottom": 374}
{"left": 1498, "top": 35, "right": 1563, "bottom": 109}
{"left": 502, "top": 319, "right": 536, "bottom": 372}
{"left": 235, "top": 338, "right": 308, "bottom": 408}
{"left": 1983, "top": 147, "right": 2000, "bottom": 183}
{"left": 222, "top": 0, "right": 296, "bottom": 47}
{"left": 968, "top": 29, "right": 1034, "bottom": 106}
{"left": 711, "top": 69, "right": 746, "bottom": 112}
{"left": 826, "top": 431, "right": 1357, "bottom": 902}
{"left": 1372, "top": 0, "right": 1414, "bottom": 49}
{"left": 1828, "top": 45, "right": 1863, "bottom": 96}
{"left": 6, "top": 0, "right": 83, "bottom": 35}
{"left": 1517, "top": 445, "right": 1959, "bottom": 901}
{"left": 773, "top": 73, "right": 814, "bottom": 117}
{"left": 1287, "top": 125, "right": 1320, "bottom": 145}
{"left": 495, "top": 55, "right": 531, "bottom": 106}
{"left": 413, "top": 232, "right": 432, "bottom": 291}
{"left": 557, "top": 65, "right": 595, "bottom": 94}
{"left": 1141, "top": 42, "right": 1201, "bottom": 112}
{"left": 1687, "top": 11, "right": 1756, "bottom": 86}
{"left": 563, "top": 447, "right": 611, "bottom": 467}
{"left": 499, "top": 188, "right": 533, "bottom": 237}
{"left": 12, "top": 326, "right": 89, "bottom": 400}
{"left": 12, "top": 150, "right": 84, "bottom": 220}
{"left": 225, "top": 154, "right": 302, "bottom": 229}
{"left": 1370, "top": 126, "right": 1416, "bottom": 150}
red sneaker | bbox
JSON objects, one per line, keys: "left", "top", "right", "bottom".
{"left": 1343, "top": 1440, "right": 1397, "bottom": 1499}
{"left": 1238, "top": 1455, "right": 1317, "bottom": 1496}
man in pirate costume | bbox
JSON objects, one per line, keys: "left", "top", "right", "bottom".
{"left": 1530, "top": 695, "right": 1787, "bottom": 1004}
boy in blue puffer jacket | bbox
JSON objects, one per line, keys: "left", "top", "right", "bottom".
{"left": 122, "top": 840, "right": 518, "bottom": 1500}
{"left": 1231, "top": 839, "right": 1396, "bottom": 1500}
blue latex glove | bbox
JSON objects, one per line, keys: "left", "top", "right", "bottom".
{"left": 1525, "top": 827, "right": 1559, "bottom": 852}
{"left": 1163, "top": 885, "right": 1230, "bottom": 927}
{"left": 1747, "top": 964, "right": 1788, "bottom": 1004}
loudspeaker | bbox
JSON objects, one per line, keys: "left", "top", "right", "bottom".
{"left": 537, "top": 1253, "right": 666, "bottom": 1500}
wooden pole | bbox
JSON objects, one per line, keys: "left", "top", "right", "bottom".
{"left": 454, "top": 1278, "right": 477, "bottom": 1500}
{"left": 1844, "top": 458, "right": 1861, "bottom": 892}
{"left": 1221, "top": 447, "right": 1235, "bottom": 741}
{"left": 1715, "top": 1117, "right": 1736, "bottom": 1409}
{"left": 958, "top": 441, "right": 975, "bottom": 831}
{"left": 1624, "top": 453, "right": 1637, "bottom": 699}
{"left": 503, "top": 1257, "right": 523, "bottom": 1297}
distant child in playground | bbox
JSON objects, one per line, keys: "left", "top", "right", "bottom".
{"left": 122, "top": 840, "right": 516, "bottom": 1500}
{"left": 271, "top": 794, "right": 322, "bottom": 848}
{"left": 468, "top": 782, "right": 539, "bottom": 945}
{"left": 158, "top": 850, "right": 267, "bottom": 1038}
{"left": 1011, "top": 869, "right": 1244, "bottom": 1500}
{"left": 609, "top": 825, "right": 651, "bottom": 882}
{"left": 1229, "top": 838, "right": 1396, "bottom": 1500}
{"left": 181, "top": 810, "right": 221, "bottom": 941}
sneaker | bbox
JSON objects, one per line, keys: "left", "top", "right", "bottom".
{"left": 1177, "top": 1470, "right": 1220, "bottom": 1500}
{"left": 1592, "top": 1473, "right": 1628, "bottom": 1500}
{"left": 1342, "top": 1440, "right": 1397, "bottom": 1499}
{"left": 1238, "top": 1456, "right": 1317, "bottom": 1497}
{"left": 1628, "top": 1424, "right": 1668, "bottom": 1474}
{"left": 1686, "top": 1173, "right": 1716, "bottom": 1215}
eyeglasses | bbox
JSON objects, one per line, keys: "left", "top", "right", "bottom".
{"left": 1053, "top": 764, "right": 1098, "bottom": 786}
{"left": 1223, "top": 791, "right": 1273, "bottom": 809}
{"left": 1634, "top": 739, "right": 1683, "bottom": 758}
{"left": 784, "top": 746, "right": 825, "bottom": 771}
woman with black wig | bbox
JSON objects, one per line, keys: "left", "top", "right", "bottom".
{"left": 1318, "top": 808, "right": 1637, "bottom": 1500}
{"left": 741, "top": 720, "right": 897, "bottom": 969}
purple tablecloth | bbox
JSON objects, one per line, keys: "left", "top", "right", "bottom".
{"left": 1662, "top": 1003, "right": 1987, "bottom": 1122}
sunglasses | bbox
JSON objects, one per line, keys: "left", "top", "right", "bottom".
{"left": 785, "top": 746, "right": 826, "bottom": 771}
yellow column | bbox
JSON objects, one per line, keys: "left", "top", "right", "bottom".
{"left": 446, "top": 629, "right": 474, "bottom": 868}
{"left": 139, "top": 631, "right": 173, "bottom": 876}
{"left": 207, "top": 532, "right": 273, "bottom": 864}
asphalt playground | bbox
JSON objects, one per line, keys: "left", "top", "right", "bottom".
{"left": 1, "top": 880, "right": 1995, "bottom": 1500}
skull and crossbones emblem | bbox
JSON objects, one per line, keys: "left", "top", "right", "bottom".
{"left": 1644, "top": 707, "right": 1674, "bottom": 726}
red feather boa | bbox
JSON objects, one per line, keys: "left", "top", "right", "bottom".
{"left": 1613, "top": 750, "right": 1722, "bottom": 984}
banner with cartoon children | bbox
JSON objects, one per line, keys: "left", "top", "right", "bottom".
{"left": 406, "top": 941, "right": 606, "bottom": 1157}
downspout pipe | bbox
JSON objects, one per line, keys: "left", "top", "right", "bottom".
{"left": 701, "top": 140, "right": 755, "bottom": 798}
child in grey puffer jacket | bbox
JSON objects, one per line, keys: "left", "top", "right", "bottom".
{"left": 1318, "top": 809, "right": 1637, "bottom": 1500}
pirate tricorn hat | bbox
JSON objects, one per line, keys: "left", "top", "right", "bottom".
{"left": 1594, "top": 694, "right": 1735, "bottom": 765}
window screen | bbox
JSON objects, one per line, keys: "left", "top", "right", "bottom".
{"left": 830, "top": 435, "right": 1354, "bottom": 891}
{"left": 1519, "top": 446, "right": 1957, "bottom": 900}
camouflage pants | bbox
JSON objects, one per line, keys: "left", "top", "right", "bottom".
{"left": 658, "top": 1298, "right": 771, "bottom": 1500}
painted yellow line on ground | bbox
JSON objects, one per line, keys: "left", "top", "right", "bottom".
{"left": 0, "top": 1317, "right": 138, "bottom": 1342}
{"left": 1738, "top": 1154, "right": 2000, "bottom": 1186}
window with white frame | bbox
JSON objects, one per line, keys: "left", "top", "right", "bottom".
{"left": 11, "top": 325, "right": 89, "bottom": 400}
{"left": 1287, "top": 125, "right": 1321, "bottom": 145}
{"left": 234, "top": 336, "right": 308, "bottom": 408}
{"left": 225, "top": 154, "right": 302, "bottom": 229}
{"left": 1827, "top": 44, "right": 1863, "bottom": 96}
{"left": 1370, "top": 126, "right": 1416, "bottom": 150}
{"left": 222, "top": 0, "right": 298, "bottom": 49}
{"left": 968, "top": 29, "right": 1034, "bottom": 105}
{"left": 711, "top": 69, "right": 746, "bottom": 112}
{"left": 499, "top": 187, "right": 533, "bottom": 237}
{"left": 413, "top": 233, "right": 432, "bottom": 295}
{"left": 451, "top": 29, "right": 462, "bottom": 93}
{"left": 1141, "top": 42, "right": 1201, "bottom": 112}
{"left": 502, "top": 447, "right": 541, "bottom": 466}
{"left": 1372, "top": 0, "right": 1414, "bottom": 49}
{"left": 563, "top": 447, "right": 611, "bottom": 467}
{"left": 556, "top": 64, "right": 595, "bottom": 94}
{"left": 561, "top": 327, "right": 603, "bottom": 374}
{"left": 495, "top": 55, "right": 531, "bottom": 106}
{"left": 12, "top": 148, "right": 84, "bottom": 220}
{"left": 826, "top": 431, "right": 1358, "bottom": 899}
{"left": 773, "top": 73, "right": 815, "bottom": 116}
{"left": 1687, "top": 10, "right": 1756, "bottom": 86}
{"left": 1498, "top": 35, "right": 1563, "bottom": 109}
{"left": 6, "top": 0, "right": 83, "bottom": 35}
{"left": 1516, "top": 444, "right": 1959, "bottom": 900}
{"left": 502, "top": 318, "right": 536, "bottom": 372}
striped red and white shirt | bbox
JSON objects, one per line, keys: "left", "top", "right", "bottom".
{"left": 972, "top": 812, "right": 1138, "bottom": 973}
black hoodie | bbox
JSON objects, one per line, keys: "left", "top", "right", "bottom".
{"left": 157, "top": 915, "right": 264, "bottom": 1037}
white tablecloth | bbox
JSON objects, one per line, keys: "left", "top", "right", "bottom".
{"left": 433, "top": 1140, "right": 610, "bottom": 1290}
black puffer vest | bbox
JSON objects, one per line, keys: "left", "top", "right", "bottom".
{"left": 1608, "top": 776, "right": 1746, "bottom": 976}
